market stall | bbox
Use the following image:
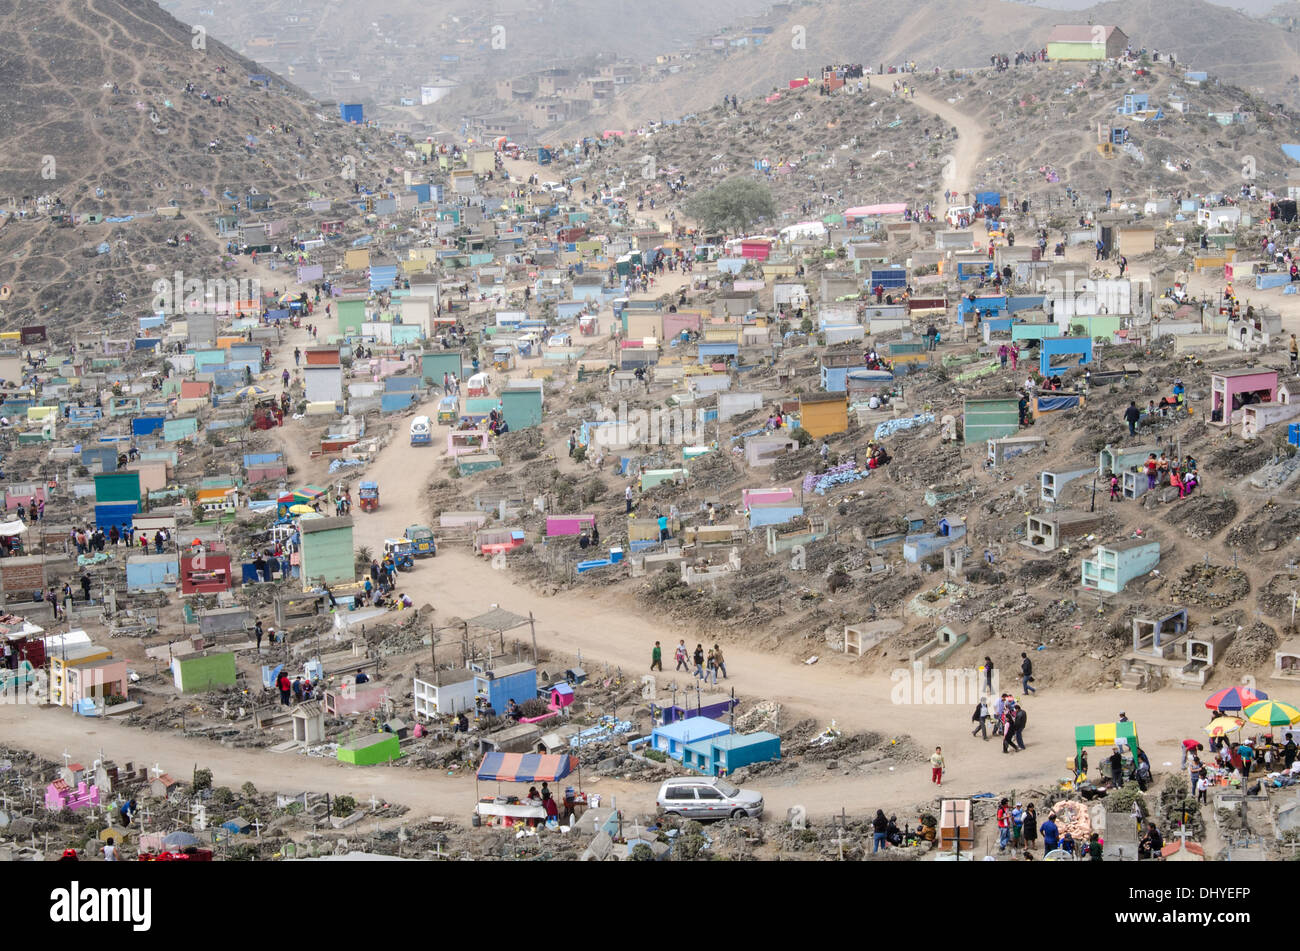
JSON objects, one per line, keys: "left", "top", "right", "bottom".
{"left": 473, "top": 752, "right": 586, "bottom": 827}
{"left": 1073, "top": 720, "right": 1140, "bottom": 780}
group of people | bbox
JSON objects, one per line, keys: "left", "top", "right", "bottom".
{"left": 970, "top": 693, "right": 1029, "bottom": 752}
{"left": 332, "top": 490, "right": 353, "bottom": 516}
{"left": 995, "top": 800, "right": 1122, "bottom": 860}
{"left": 665, "top": 639, "right": 728, "bottom": 684}
{"left": 1186, "top": 729, "right": 1300, "bottom": 797}
{"left": 31, "top": 575, "right": 93, "bottom": 623}
{"left": 524, "top": 782, "right": 575, "bottom": 825}
{"left": 1108, "top": 451, "right": 1199, "bottom": 501}
{"left": 487, "top": 407, "right": 510, "bottom": 436}
{"left": 274, "top": 668, "right": 326, "bottom": 706}
{"left": 862, "top": 347, "right": 891, "bottom": 372}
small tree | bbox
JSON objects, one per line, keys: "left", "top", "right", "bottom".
{"left": 192, "top": 767, "right": 213, "bottom": 791}
{"left": 684, "top": 177, "right": 776, "bottom": 235}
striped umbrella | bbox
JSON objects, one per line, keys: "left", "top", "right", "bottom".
{"left": 1204, "top": 716, "right": 1245, "bottom": 737}
{"left": 1243, "top": 700, "right": 1300, "bottom": 728}
{"left": 1205, "top": 685, "right": 1268, "bottom": 712}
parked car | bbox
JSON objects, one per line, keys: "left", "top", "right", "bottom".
{"left": 656, "top": 777, "right": 763, "bottom": 820}
{"left": 541, "top": 181, "right": 569, "bottom": 196}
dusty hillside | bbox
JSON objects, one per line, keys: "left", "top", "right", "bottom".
{"left": 0, "top": 0, "right": 409, "bottom": 327}
{"left": 573, "top": 0, "right": 1300, "bottom": 136}
{"left": 560, "top": 58, "right": 1300, "bottom": 230}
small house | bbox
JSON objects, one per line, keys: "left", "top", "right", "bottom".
{"left": 1081, "top": 539, "right": 1161, "bottom": 594}
{"left": 1210, "top": 368, "right": 1276, "bottom": 427}
{"left": 149, "top": 773, "right": 182, "bottom": 798}
{"left": 649, "top": 716, "right": 731, "bottom": 762}
{"left": 1022, "top": 512, "right": 1104, "bottom": 552}
{"left": 683, "top": 731, "right": 781, "bottom": 777}
{"left": 475, "top": 662, "right": 537, "bottom": 714}
{"left": 292, "top": 701, "right": 326, "bottom": 746}
{"left": 179, "top": 551, "right": 232, "bottom": 594}
{"left": 962, "top": 395, "right": 1021, "bottom": 444}
{"left": 299, "top": 516, "right": 355, "bottom": 588}
{"left": 337, "top": 733, "right": 401, "bottom": 766}
{"left": 171, "top": 652, "right": 237, "bottom": 692}
{"left": 1045, "top": 24, "right": 1128, "bottom": 60}
{"left": 798, "top": 393, "right": 848, "bottom": 438}
{"left": 413, "top": 669, "right": 479, "bottom": 716}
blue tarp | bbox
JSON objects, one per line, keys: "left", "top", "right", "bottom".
{"left": 1037, "top": 395, "right": 1080, "bottom": 412}
{"left": 1283, "top": 144, "right": 1300, "bottom": 164}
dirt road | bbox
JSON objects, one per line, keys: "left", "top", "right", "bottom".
{"left": 910, "top": 88, "right": 988, "bottom": 215}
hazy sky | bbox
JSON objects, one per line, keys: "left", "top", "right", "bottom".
{"left": 1028, "top": 0, "right": 1280, "bottom": 11}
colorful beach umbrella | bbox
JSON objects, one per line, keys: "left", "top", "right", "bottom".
{"left": 1204, "top": 716, "right": 1245, "bottom": 737}
{"left": 1243, "top": 700, "right": 1300, "bottom": 727}
{"left": 1205, "top": 685, "right": 1267, "bottom": 712}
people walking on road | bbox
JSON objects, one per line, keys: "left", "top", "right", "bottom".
{"left": 650, "top": 641, "right": 662, "bottom": 671}
{"left": 692, "top": 644, "right": 705, "bottom": 679}
{"left": 713, "top": 644, "right": 727, "bottom": 679}
{"left": 674, "top": 640, "right": 689, "bottom": 671}
{"left": 971, "top": 696, "right": 989, "bottom": 740}
{"left": 930, "top": 746, "right": 944, "bottom": 785}
{"left": 1021, "top": 652, "right": 1036, "bottom": 693}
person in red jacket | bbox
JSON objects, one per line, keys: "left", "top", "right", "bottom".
{"left": 277, "top": 671, "right": 292, "bottom": 706}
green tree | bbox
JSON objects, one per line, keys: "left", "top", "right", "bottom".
{"left": 684, "top": 177, "right": 776, "bottom": 235}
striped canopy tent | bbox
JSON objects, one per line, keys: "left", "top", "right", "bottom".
{"left": 1074, "top": 721, "right": 1139, "bottom": 757}
{"left": 476, "top": 753, "right": 574, "bottom": 783}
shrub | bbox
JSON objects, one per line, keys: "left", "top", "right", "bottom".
{"left": 331, "top": 794, "right": 357, "bottom": 817}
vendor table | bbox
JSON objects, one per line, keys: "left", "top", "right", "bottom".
{"left": 475, "top": 799, "right": 547, "bottom": 821}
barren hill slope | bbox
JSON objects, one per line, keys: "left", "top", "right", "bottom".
{"left": 581, "top": 0, "right": 1300, "bottom": 135}
{"left": 0, "top": 0, "right": 404, "bottom": 328}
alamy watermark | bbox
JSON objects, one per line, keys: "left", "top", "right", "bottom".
{"left": 1042, "top": 271, "right": 1130, "bottom": 315}
{"left": 0, "top": 668, "right": 47, "bottom": 705}
{"left": 588, "top": 401, "right": 708, "bottom": 448}
{"left": 890, "top": 662, "right": 1000, "bottom": 705}
{"left": 151, "top": 272, "right": 261, "bottom": 315}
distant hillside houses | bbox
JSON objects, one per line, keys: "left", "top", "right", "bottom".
{"left": 1046, "top": 25, "right": 1129, "bottom": 62}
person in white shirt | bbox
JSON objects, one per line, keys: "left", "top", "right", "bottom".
{"left": 103, "top": 837, "right": 117, "bottom": 861}
{"left": 868, "top": 394, "right": 881, "bottom": 409}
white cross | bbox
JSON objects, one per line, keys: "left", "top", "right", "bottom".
{"left": 150, "top": 763, "right": 163, "bottom": 780}
{"left": 369, "top": 795, "right": 379, "bottom": 812}
{"left": 61, "top": 750, "right": 71, "bottom": 768}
